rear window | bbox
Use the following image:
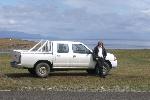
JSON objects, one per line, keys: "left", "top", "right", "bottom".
{"left": 31, "top": 41, "right": 51, "bottom": 52}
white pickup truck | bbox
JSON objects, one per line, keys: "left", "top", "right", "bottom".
{"left": 10, "top": 40, "right": 117, "bottom": 77}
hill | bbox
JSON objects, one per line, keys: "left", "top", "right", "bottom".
{"left": 0, "top": 31, "right": 43, "bottom": 39}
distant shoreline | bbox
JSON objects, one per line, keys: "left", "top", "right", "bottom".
{"left": 0, "top": 38, "right": 150, "bottom": 50}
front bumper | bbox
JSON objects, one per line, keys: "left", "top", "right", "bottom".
{"left": 110, "top": 60, "right": 118, "bottom": 68}
{"left": 10, "top": 61, "right": 22, "bottom": 68}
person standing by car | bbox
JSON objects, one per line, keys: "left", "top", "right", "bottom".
{"left": 93, "top": 41, "right": 107, "bottom": 77}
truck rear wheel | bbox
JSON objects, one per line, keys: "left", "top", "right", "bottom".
{"left": 35, "top": 62, "right": 50, "bottom": 78}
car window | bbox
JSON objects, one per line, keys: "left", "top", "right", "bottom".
{"left": 42, "top": 44, "right": 48, "bottom": 52}
{"left": 42, "top": 42, "right": 51, "bottom": 52}
{"left": 57, "top": 44, "right": 69, "bottom": 53}
{"left": 72, "top": 44, "right": 89, "bottom": 54}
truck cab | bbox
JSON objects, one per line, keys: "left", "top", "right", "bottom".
{"left": 52, "top": 41, "right": 95, "bottom": 69}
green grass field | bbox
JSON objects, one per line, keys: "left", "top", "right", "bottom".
{"left": 0, "top": 38, "right": 36, "bottom": 51}
{"left": 0, "top": 49, "right": 150, "bottom": 91}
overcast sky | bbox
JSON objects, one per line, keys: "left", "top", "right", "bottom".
{"left": 0, "top": 0, "right": 150, "bottom": 39}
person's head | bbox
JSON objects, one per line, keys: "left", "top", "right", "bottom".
{"left": 97, "top": 41, "right": 104, "bottom": 48}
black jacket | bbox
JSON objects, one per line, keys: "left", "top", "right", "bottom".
{"left": 93, "top": 46, "right": 107, "bottom": 60}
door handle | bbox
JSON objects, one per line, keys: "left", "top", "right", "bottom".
{"left": 73, "top": 55, "right": 76, "bottom": 58}
{"left": 57, "top": 55, "right": 60, "bottom": 57}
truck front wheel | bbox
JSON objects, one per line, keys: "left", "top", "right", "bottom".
{"left": 95, "top": 62, "right": 111, "bottom": 77}
{"left": 102, "top": 62, "right": 111, "bottom": 76}
{"left": 35, "top": 62, "right": 50, "bottom": 78}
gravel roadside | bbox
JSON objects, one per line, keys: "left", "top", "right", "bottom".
{"left": 0, "top": 91, "right": 150, "bottom": 100}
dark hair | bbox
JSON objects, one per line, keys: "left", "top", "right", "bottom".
{"left": 97, "top": 41, "right": 104, "bottom": 48}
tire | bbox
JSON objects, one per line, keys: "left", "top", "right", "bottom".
{"left": 28, "top": 68, "right": 36, "bottom": 75}
{"left": 101, "top": 62, "right": 111, "bottom": 76}
{"left": 86, "top": 69, "right": 95, "bottom": 74}
{"left": 95, "top": 62, "right": 111, "bottom": 77}
{"left": 35, "top": 62, "right": 50, "bottom": 78}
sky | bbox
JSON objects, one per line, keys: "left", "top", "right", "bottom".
{"left": 0, "top": 0, "right": 150, "bottom": 39}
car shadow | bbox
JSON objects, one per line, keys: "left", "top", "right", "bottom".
{"left": 50, "top": 72, "right": 96, "bottom": 77}
{"left": 5, "top": 72, "right": 96, "bottom": 78}
{"left": 5, "top": 73, "right": 36, "bottom": 78}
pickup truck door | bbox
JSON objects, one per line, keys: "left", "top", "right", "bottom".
{"left": 53, "top": 43, "right": 72, "bottom": 67}
{"left": 71, "top": 44, "right": 95, "bottom": 68}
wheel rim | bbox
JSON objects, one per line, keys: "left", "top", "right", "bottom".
{"left": 102, "top": 66, "right": 107, "bottom": 75}
{"left": 102, "top": 63, "right": 110, "bottom": 75}
{"left": 39, "top": 66, "right": 47, "bottom": 75}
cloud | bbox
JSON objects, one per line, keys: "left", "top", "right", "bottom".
{"left": 0, "top": 0, "right": 150, "bottom": 39}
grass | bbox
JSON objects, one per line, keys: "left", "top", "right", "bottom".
{"left": 0, "top": 38, "right": 36, "bottom": 51}
{"left": 0, "top": 49, "right": 150, "bottom": 91}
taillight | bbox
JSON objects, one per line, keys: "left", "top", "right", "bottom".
{"left": 13, "top": 51, "right": 21, "bottom": 64}
{"left": 18, "top": 55, "right": 21, "bottom": 64}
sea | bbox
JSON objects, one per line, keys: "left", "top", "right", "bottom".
{"left": 27, "top": 38, "right": 150, "bottom": 49}
{"left": 0, "top": 38, "right": 149, "bottom": 54}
